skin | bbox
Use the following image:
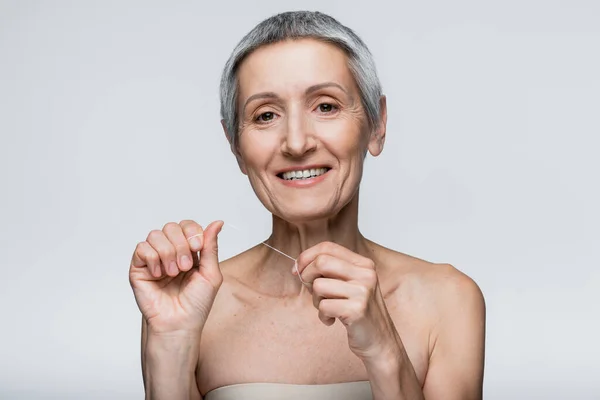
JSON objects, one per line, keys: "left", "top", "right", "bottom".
{"left": 130, "top": 38, "right": 485, "bottom": 400}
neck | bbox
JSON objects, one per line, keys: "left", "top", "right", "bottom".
{"left": 241, "top": 191, "right": 376, "bottom": 300}
{"left": 268, "top": 193, "right": 366, "bottom": 258}
{"left": 253, "top": 192, "right": 372, "bottom": 297}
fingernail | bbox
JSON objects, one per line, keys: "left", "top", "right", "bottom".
{"left": 188, "top": 233, "right": 203, "bottom": 249}
{"left": 181, "top": 255, "right": 191, "bottom": 269}
{"left": 169, "top": 261, "right": 178, "bottom": 274}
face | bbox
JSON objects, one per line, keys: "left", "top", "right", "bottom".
{"left": 229, "top": 38, "right": 386, "bottom": 222}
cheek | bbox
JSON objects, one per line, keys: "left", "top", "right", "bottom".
{"left": 237, "top": 131, "right": 279, "bottom": 180}
{"left": 317, "top": 119, "right": 368, "bottom": 158}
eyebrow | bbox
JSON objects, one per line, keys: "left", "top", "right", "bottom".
{"left": 305, "top": 82, "right": 348, "bottom": 96}
{"left": 243, "top": 92, "right": 280, "bottom": 111}
{"left": 242, "top": 82, "right": 348, "bottom": 111}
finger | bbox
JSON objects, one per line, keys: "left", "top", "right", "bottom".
{"left": 316, "top": 298, "right": 338, "bottom": 326}
{"left": 180, "top": 220, "right": 204, "bottom": 252}
{"left": 318, "top": 298, "right": 358, "bottom": 327}
{"left": 131, "top": 241, "right": 162, "bottom": 278}
{"left": 199, "top": 220, "right": 224, "bottom": 275}
{"left": 312, "top": 277, "right": 361, "bottom": 303}
{"left": 296, "top": 241, "right": 374, "bottom": 273}
{"left": 312, "top": 278, "right": 359, "bottom": 322}
{"left": 299, "top": 254, "right": 351, "bottom": 285}
{"left": 318, "top": 310, "right": 336, "bottom": 326}
{"left": 146, "top": 229, "right": 178, "bottom": 277}
{"left": 163, "top": 222, "right": 194, "bottom": 272}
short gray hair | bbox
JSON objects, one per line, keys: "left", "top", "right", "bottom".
{"left": 219, "top": 11, "right": 383, "bottom": 148}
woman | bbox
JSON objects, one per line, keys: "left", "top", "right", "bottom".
{"left": 129, "top": 11, "right": 485, "bottom": 400}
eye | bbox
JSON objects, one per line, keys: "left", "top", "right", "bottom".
{"left": 256, "top": 111, "right": 276, "bottom": 123}
{"left": 317, "top": 103, "right": 337, "bottom": 113}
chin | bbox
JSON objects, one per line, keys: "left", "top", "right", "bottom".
{"left": 269, "top": 196, "right": 353, "bottom": 224}
{"left": 255, "top": 183, "right": 360, "bottom": 223}
{"left": 275, "top": 208, "right": 336, "bottom": 224}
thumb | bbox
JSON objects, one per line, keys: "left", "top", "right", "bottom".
{"left": 199, "top": 220, "right": 224, "bottom": 275}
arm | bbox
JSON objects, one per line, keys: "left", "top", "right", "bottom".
{"left": 422, "top": 269, "right": 486, "bottom": 400}
{"left": 364, "top": 266, "right": 485, "bottom": 400}
{"left": 295, "top": 244, "right": 484, "bottom": 399}
{"left": 141, "top": 317, "right": 203, "bottom": 400}
{"left": 363, "top": 338, "right": 424, "bottom": 400}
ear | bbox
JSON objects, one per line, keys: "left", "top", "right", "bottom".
{"left": 221, "top": 119, "right": 248, "bottom": 175}
{"left": 367, "top": 95, "right": 387, "bottom": 157}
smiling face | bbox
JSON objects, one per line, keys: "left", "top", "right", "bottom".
{"left": 229, "top": 38, "right": 386, "bottom": 222}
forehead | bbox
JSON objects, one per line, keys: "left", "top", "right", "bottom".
{"left": 236, "top": 38, "right": 358, "bottom": 101}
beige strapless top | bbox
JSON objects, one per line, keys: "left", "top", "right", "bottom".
{"left": 204, "top": 380, "right": 372, "bottom": 400}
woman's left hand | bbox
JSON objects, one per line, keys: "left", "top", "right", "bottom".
{"left": 295, "top": 241, "right": 401, "bottom": 363}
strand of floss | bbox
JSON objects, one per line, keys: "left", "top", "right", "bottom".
{"left": 186, "top": 222, "right": 309, "bottom": 287}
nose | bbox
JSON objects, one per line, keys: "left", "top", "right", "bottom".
{"left": 280, "top": 110, "right": 317, "bottom": 158}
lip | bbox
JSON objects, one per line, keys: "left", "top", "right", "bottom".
{"left": 276, "top": 165, "right": 332, "bottom": 188}
{"left": 275, "top": 164, "right": 332, "bottom": 175}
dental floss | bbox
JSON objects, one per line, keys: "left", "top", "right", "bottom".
{"left": 186, "top": 222, "right": 309, "bottom": 286}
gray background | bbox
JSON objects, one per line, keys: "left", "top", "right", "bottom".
{"left": 1, "top": 0, "right": 599, "bottom": 398}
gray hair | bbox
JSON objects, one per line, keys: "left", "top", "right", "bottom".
{"left": 219, "top": 11, "right": 383, "bottom": 148}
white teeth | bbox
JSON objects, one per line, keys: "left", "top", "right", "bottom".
{"left": 281, "top": 168, "right": 329, "bottom": 180}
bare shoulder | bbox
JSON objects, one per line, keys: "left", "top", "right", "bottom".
{"left": 427, "top": 264, "right": 485, "bottom": 342}
{"left": 375, "top": 249, "right": 486, "bottom": 398}
{"left": 375, "top": 244, "right": 485, "bottom": 324}
{"left": 418, "top": 262, "right": 484, "bottom": 312}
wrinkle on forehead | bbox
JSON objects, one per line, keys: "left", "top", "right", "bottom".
{"left": 236, "top": 38, "right": 361, "bottom": 109}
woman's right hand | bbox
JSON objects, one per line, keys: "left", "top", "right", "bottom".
{"left": 129, "top": 220, "right": 224, "bottom": 335}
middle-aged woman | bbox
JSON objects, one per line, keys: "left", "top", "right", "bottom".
{"left": 129, "top": 10, "right": 486, "bottom": 400}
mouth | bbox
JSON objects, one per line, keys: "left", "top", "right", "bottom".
{"left": 276, "top": 167, "right": 331, "bottom": 181}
